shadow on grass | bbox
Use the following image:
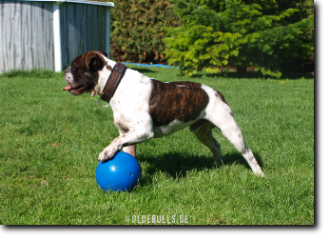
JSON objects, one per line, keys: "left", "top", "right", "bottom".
{"left": 138, "top": 151, "right": 264, "bottom": 186}
{"left": 188, "top": 71, "right": 314, "bottom": 80}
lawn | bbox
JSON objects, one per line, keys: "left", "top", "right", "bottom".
{"left": 0, "top": 67, "right": 314, "bottom": 225}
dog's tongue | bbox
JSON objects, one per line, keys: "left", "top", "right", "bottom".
{"left": 63, "top": 85, "right": 72, "bottom": 91}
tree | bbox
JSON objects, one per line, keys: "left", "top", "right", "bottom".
{"left": 163, "top": 0, "right": 314, "bottom": 77}
{"left": 93, "top": 0, "right": 182, "bottom": 63}
{"left": 110, "top": 0, "right": 181, "bottom": 63}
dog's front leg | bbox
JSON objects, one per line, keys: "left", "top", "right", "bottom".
{"left": 117, "top": 129, "right": 137, "bottom": 158}
{"left": 123, "top": 145, "right": 136, "bottom": 157}
{"left": 98, "top": 129, "right": 154, "bottom": 162}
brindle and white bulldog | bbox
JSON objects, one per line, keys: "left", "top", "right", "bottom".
{"left": 63, "top": 51, "right": 265, "bottom": 177}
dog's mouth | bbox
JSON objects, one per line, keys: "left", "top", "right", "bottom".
{"left": 63, "top": 83, "right": 86, "bottom": 95}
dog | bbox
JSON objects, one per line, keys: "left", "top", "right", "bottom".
{"left": 63, "top": 51, "right": 265, "bottom": 177}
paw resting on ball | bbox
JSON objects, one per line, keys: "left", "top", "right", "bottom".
{"left": 98, "top": 147, "right": 119, "bottom": 162}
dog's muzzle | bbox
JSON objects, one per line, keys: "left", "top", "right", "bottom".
{"left": 63, "top": 67, "right": 86, "bottom": 95}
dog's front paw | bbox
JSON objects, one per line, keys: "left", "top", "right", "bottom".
{"left": 98, "top": 147, "right": 119, "bottom": 162}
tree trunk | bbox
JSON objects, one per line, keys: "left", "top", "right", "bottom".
{"left": 237, "top": 66, "right": 247, "bottom": 77}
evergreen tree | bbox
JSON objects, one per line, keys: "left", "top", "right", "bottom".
{"left": 163, "top": 0, "right": 314, "bottom": 77}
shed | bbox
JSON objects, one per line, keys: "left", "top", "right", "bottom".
{"left": 0, "top": 0, "right": 114, "bottom": 74}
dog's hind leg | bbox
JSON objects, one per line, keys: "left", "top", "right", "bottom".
{"left": 190, "top": 120, "right": 223, "bottom": 165}
{"left": 207, "top": 109, "right": 265, "bottom": 177}
{"left": 201, "top": 87, "right": 265, "bottom": 177}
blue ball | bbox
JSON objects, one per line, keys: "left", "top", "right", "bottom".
{"left": 96, "top": 152, "right": 142, "bottom": 192}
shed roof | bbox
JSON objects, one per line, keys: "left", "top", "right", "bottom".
{"left": 8, "top": 0, "right": 115, "bottom": 7}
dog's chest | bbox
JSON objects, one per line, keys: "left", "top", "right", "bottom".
{"left": 110, "top": 71, "right": 153, "bottom": 128}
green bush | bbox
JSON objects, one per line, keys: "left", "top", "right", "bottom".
{"left": 163, "top": 0, "right": 314, "bottom": 77}
{"left": 103, "top": 0, "right": 181, "bottom": 63}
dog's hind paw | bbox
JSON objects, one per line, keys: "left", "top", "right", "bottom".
{"left": 254, "top": 170, "right": 266, "bottom": 178}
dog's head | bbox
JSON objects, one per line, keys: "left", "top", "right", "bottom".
{"left": 63, "top": 51, "right": 108, "bottom": 96}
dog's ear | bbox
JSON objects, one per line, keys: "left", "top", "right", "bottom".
{"left": 85, "top": 52, "right": 104, "bottom": 73}
{"left": 99, "top": 51, "right": 108, "bottom": 57}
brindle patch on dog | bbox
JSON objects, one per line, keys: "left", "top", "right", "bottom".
{"left": 149, "top": 79, "right": 209, "bottom": 126}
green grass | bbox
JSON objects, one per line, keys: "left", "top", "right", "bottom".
{"left": 0, "top": 68, "right": 314, "bottom": 225}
